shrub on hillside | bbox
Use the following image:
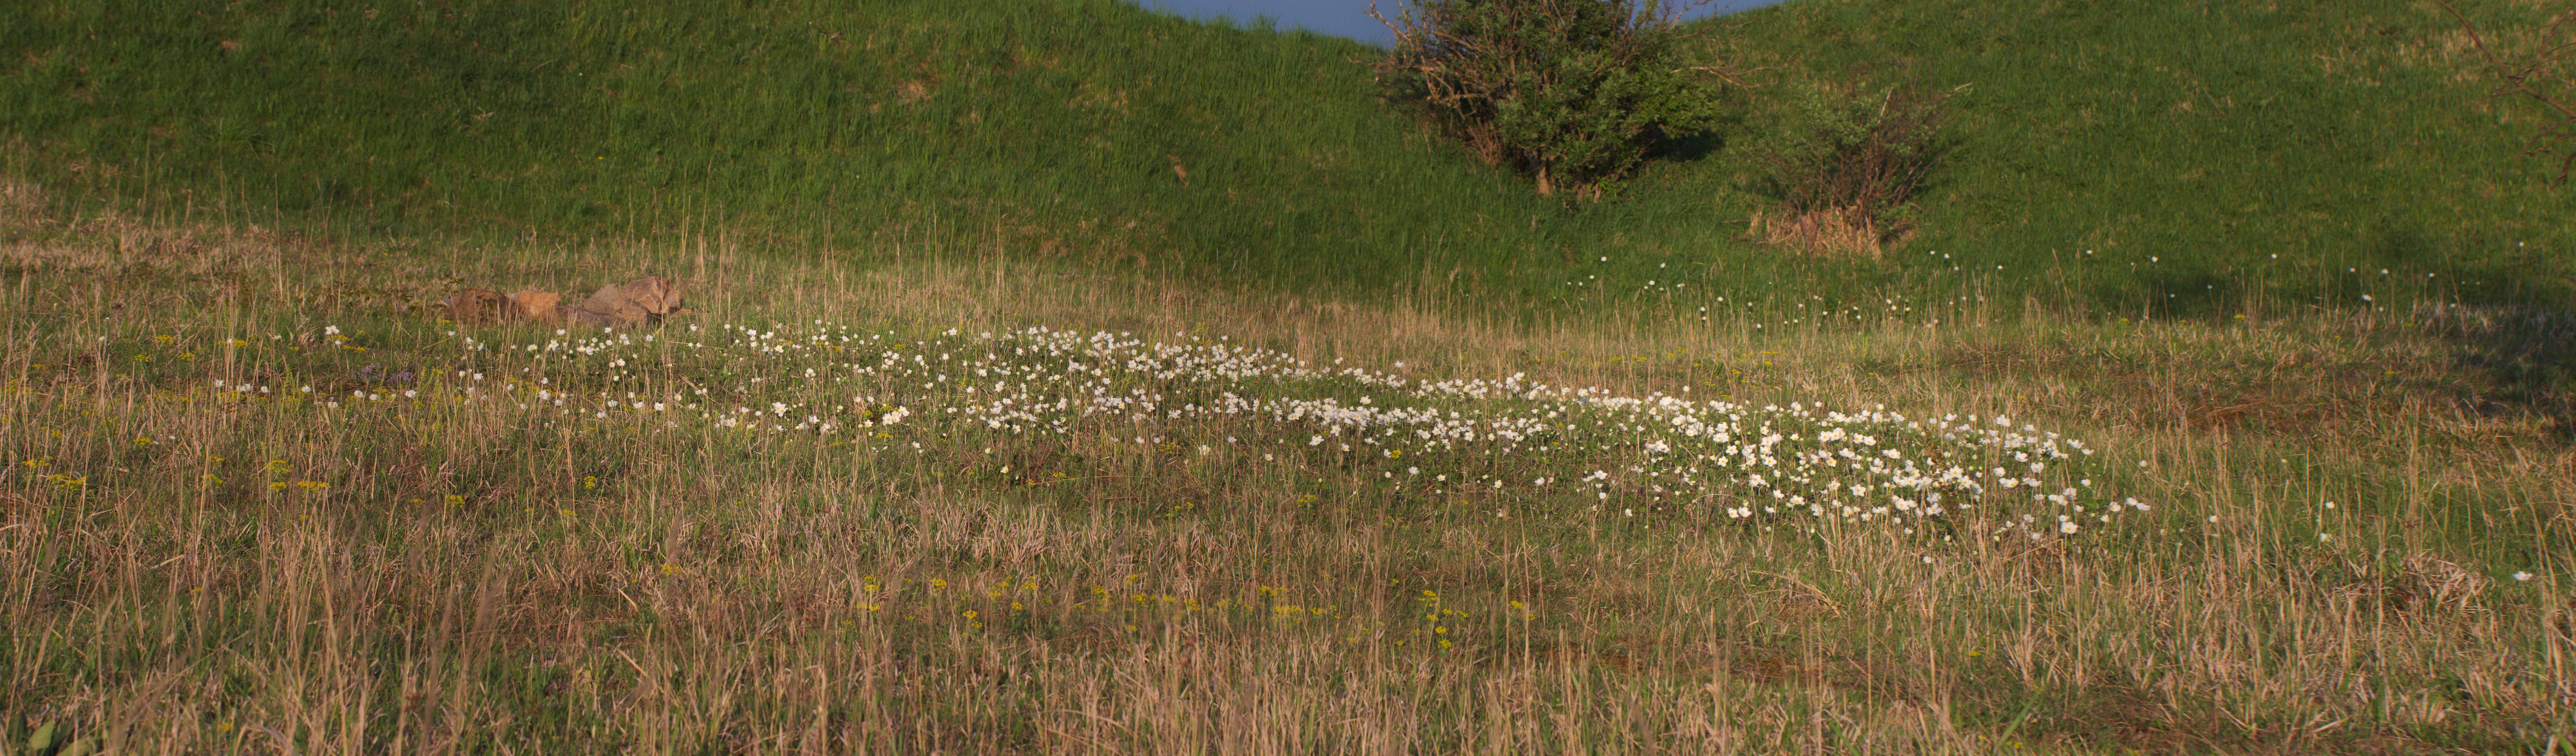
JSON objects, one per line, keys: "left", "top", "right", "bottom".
{"left": 1367, "top": 0, "right": 1748, "bottom": 201}
{"left": 1746, "top": 78, "right": 1958, "bottom": 258}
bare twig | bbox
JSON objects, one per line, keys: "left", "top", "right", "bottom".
{"left": 2437, "top": 0, "right": 2576, "bottom": 183}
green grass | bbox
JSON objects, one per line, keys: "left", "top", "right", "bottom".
{"left": 1713, "top": 0, "right": 2576, "bottom": 311}
{"left": 1, "top": 0, "right": 1618, "bottom": 298}
{"left": 2, "top": 0, "right": 2574, "bottom": 750}
{"left": 0, "top": 213, "right": 2565, "bottom": 753}
{"left": 4, "top": 0, "right": 2569, "bottom": 316}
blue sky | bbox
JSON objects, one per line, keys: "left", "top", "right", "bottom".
{"left": 1125, "top": 0, "right": 1791, "bottom": 45}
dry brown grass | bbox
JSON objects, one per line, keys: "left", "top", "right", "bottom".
{"left": 0, "top": 179, "right": 41, "bottom": 226}
{"left": 1747, "top": 207, "right": 1901, "bottom": 259}
{"left": 0, "top": 201, "right": 2570, "bottom": 754}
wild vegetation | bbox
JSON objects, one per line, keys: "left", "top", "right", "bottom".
{"left": 1, "top": 0, "right": 2573, "bottom": 752}
{"left": 1366, "top": 0, "right": 1741, "bottom": 200}
{"left": 1742, "top": 77, "right": 1957, "bottom": 257}
{"left": 3, "top": 0, "right": 2572, "bottom": 310}
{"left": 0, "top": 176, "right": 2567, "bottom": 752}
{"left": 2440, "top": 0, "right": 2576, "bottom": 183}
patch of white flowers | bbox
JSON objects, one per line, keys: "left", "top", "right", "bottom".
{"left": 341, "top": 321, "right": 2147, "bottom": 540}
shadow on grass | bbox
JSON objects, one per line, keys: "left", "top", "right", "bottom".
{"left": 2374, "top": 225, "right": 2576, "bottom": 441}
{"left": 2423, "top": 304, "right": 2576, "bottom": 441}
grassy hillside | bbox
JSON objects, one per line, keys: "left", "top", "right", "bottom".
{"left": 4, "top": 0, "right": 2570, "bottom": 315}
{"left": 1715, "top": 0, "right": 2576, "bottom": 311}
{"left": 0, "top": 0, "right": 1645, "bottom": 298}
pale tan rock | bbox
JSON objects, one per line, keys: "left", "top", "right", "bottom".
{"left": 438, "top": 288, "right": 507, "bottom": 325}
{"left": 453, "top": 279, "right": 685, "bottom": 330}
{"left": 564, "top": 276, "right": 687, "bottom": 328}
{"left": 596, "top": 276, "right": 684, "bottom": 316}
{"left": 505, "top": 291, "right": 563, "bottom": 323}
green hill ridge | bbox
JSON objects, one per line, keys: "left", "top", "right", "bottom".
{"left": 2, "top": 0, "right": 2569, "bottom": 312}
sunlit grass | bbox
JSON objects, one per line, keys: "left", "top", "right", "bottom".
{"left": 4, "top": 0, "right": 2570, "bottom": 316}
{"left": 1, "top": 200, "right": 2567, "bottom": 753}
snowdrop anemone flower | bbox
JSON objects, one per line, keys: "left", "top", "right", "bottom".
{"left": 437, "top": 319, "right": 2133, "bottom": 540}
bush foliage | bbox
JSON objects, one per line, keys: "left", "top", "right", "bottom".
{"left": 1369, "top": 0, "right": 1738, "bottom": 200}
{"left": 1746, "top": 78, "right": 1957, "bottom": 257}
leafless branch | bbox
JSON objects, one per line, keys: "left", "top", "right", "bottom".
{"left": 2438, "top": 0, "right": 2576, "bottom": 183}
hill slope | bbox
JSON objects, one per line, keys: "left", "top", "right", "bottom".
{"left": 1, "top": 0, "right": 1614, "bottom": 296}
{"left": 1, "top": 0, "right": 2570, "bottom": 312}
{"left": 1715, "top": 0, "right": 2576, "bottom": 310}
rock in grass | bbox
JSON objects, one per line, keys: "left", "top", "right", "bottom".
{"left": 504, "top": 290, "right": 563, "bottom": 323}
{"left": 453, "top": 278, "right": 687, "bottom": 329}
{"left": 437, "top": 287, "right": 508, "bottom": 325}
{"left": 566, "top": 275, "right": 686, "bottom": 327}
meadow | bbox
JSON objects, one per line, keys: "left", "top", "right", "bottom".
{"left": 2, "top": 0, "right": 2573, "bottom": 752}
{"left": 0, "top": 176, "right": 2569, "bottom": 752}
